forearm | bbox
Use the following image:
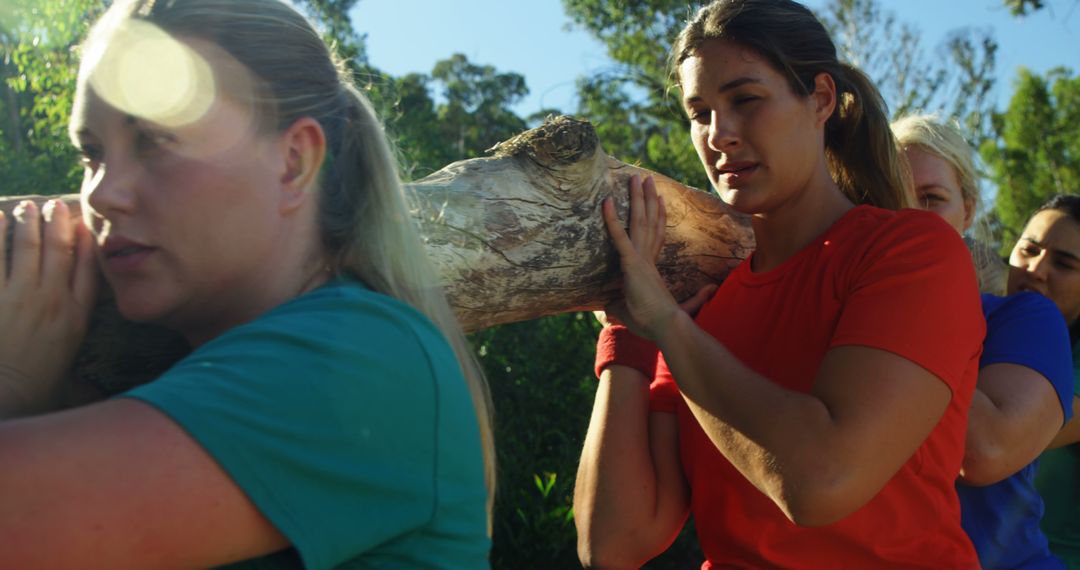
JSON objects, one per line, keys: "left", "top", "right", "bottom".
{"left": 961, "top": 389, "right": 1015, "bottom": 485}
{"left": 962, "top": 365, "right": 1067, "bottom": 484}
{"left": 0, "top": 367, "right": 58, "bottom": 419}
{"left": 655, "top": 312, "right": 846, "bottom": 523}
{"left": 574, "top": 367, "right": 686, "bottom": 567}
{"left": 654, "top": 310, "right": 949, "bottom": 526}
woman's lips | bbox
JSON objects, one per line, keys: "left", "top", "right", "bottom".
{"left": 103, "top": 246, "right": 156, "bottom": 273}
{"left": 717, "top": 162, "right": 760, "bottom": 183}
{"left": 100, "top": 237, "right": 156, "bottom": 273}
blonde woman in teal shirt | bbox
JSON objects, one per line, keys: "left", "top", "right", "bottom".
{"left": 0, "top": 1, "right": 494, "bottom": 567}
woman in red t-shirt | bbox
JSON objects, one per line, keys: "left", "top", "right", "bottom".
{"left": 574, "top": 1, "right": 984, "bottom": 568}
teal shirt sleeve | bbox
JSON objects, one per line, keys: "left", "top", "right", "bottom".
{"left": 120, "top": 281, "right": 489, "bottom": 569}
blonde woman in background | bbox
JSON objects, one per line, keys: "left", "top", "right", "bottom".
{"left": 892, "top": 113, "right": 1006, "bottom": 294}
{"left": 0, "top": 0, "right": 493, "bottom": 567}
{"left": 895, "top": 114, "right": 1073, "bottom": 569}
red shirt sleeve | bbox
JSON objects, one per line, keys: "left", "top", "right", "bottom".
{"left": 830, "top": 210, "right": 985, "bottom": 391}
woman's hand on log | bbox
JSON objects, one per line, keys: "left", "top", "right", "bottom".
{"left": 601, "top": 175, "right": 684, "bottom": 341}
{"left": 0, "top": 200, "right": 97, "bottom": 417}
{"left": 595, "top": 283, "right": 716, "bottom": 330}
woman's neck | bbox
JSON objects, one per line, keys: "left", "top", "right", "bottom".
{"left": 178, "top": 208, "right": 332, "bottom": 348}
{"left": 749, "top": 169, "right": 854, "bottom": 273}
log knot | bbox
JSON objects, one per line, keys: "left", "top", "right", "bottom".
{"left": 489, "top": 115, "right": 598, "bottom": 167}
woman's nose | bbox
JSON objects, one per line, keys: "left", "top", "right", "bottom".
{"left": 707, "top": 113, "right": 739, "bottom": 152}
{"left": 82, "top": 159, "right": 138, "bottom": 218}
{"left": 1027, "top": 252, "right": 1050, "bottom": 281}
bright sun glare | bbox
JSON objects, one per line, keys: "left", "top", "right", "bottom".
{"left": 84, "top": 19, "right": 215, "bottom": 128}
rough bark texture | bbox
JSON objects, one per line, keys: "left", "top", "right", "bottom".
{"left": 414, "top": 116, "right": 753, "bottom": 330}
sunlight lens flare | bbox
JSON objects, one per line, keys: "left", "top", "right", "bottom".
{"left": 84, "top": 19, "right": 215, "bottom": 128}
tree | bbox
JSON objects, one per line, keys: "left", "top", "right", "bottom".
{"left": 0, "top": 0, "right": 103, "bottom": 196}
{"left": 1004, "top": 0, "right": 1045, "bottom": 14}
{"left": 430, "top": 54, "right": 529, "bottom": 161}
{"left": 814, "top": 0, "right": 997, "bottom": 146}
{"left": 982, "top": 67, "right": 1080, "bottom": 254}
{"left": 562, "top": 0, "right": 709, "bottom": 189}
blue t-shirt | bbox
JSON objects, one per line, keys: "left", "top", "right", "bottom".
{"left": 122, "top": 279, "right": 490, "bottom": 569}
{"left": 957, "top": 292, "right": 1074, "bottom": 569}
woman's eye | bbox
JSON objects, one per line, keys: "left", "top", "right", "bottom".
{"left": 1021, "top": 245, "right": 1041, "bottom": 257}
{"left": 688, "top": 110, "right": 709, "bottom": 124}
{"left": 1053, "top": 256, "right": 1079, "bottom": 271}
{"left": 77, "top": 145, "right": 103, "bottom": 168}
{"left": 733, "top": 95, "right": 759, "bottom": 105}
{"left": 136, "top": 130, "right": 176, "bottom": 155}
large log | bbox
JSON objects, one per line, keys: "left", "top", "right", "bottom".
{"left": 414, "top": 116, "right": 752, "bottom": 329}
{"left": 3, "top": 116, "right": 754, "bottom": 395}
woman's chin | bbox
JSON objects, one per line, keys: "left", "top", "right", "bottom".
{"left": 717, "top": 188, "right": 763, "bottom": 216}
{"left": 112, "top": 294, "right": 171, "bottom": 326}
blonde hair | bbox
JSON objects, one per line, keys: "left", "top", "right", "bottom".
{"left": 891, "top": 114, "right": 982, "bottom": 219}
{"left": 670, "top": 0, "right": 911, "bottom": 210}
{"left": 80, "top": 0, "right": 496, "bottom": 519}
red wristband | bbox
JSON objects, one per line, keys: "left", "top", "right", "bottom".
{"left": 594, "top": 325, "right": 659, "bottom": 380}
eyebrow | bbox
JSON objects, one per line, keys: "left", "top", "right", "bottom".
{"left": 1022, "top": 237, "right": 1080, "bottom": 263}
{"left": 70, "top": 114, "right": 145, "bottom": 143}
{"left": 683, "top": 77, "right": 763, "bottom": 106}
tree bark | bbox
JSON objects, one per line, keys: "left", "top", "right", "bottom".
{"left": 415, "top": 116, "right": 752, "bottom": 330}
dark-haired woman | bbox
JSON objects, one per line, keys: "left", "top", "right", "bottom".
{"left": 574, "top": 1, "right": 983, "bottom": 567}
{"left": 1018, "top": 195, "right": 1080, "bottom": 568}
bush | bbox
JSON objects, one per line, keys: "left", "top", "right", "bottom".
{"left": 473, "top": 313, "right": 702, "bottom": 568}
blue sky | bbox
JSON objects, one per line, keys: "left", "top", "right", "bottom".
{"left": 350, "top": 0, "right": 1079, "bottom": 118}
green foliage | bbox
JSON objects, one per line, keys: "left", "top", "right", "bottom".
{"left": 559, "top": 0, "right": 709, "bottom": 188}
{"left": 430, "top": 54, "right": 528, "bottom": 161}
{"left": 472, "top": 313, "right": 704, "bottom": 569}
{"left": 296, "top": 2, "right": 532, "bottom": 179}
{"left": 295, "top": 0, "right": 367, "bottom": 66}
{"left": 0, "top": 0, "right": 102, "bottom": 196}
{"left": 469, "top": 313, "right": 600, "bottom": 568}
{"left": 816, "top": 0, "right": 998, "bottom": 146}
{"left": 361, "top": 54, "right": 529, "bottom": 181}
{"left": 941, "top": 29, "right": 998, "bottom": 148}
{"left": 819, "top": 0, "right": 944, "bottom": 116}
{"left": 982, "top": 67, "right": 1080, "bottom": 254}
{"left": 1004, "top": 0, "right": 1045, "bottom": 15}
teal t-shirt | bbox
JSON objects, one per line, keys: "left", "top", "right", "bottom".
{"left": 1036, "top": 338, "right": 1080, "bottom": 568}
{"left": 122, "top": 279, "right": 490, "bottom": 569}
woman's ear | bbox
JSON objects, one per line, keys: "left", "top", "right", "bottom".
{"left": 277, "top": 116, "right": 326, "bottom": 214}
{"left": 810, "top": 72, "right": 837, "bottom": 127}
{"left": 962, "top": 197, "right": 976, "bottom": 232}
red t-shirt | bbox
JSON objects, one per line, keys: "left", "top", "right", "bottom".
{"left": 651, "top": 205, "right": 983, "bottom": 568}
